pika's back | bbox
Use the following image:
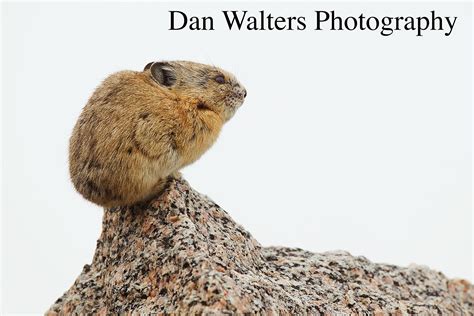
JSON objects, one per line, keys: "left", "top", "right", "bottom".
{"left": 69, "top": 61, "right": 246, "bottom": 208}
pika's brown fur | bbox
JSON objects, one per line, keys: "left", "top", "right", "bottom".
{"left": 69, "top": 61, "right": 246, "bottom": 207}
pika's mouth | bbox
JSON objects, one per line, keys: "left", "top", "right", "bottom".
{"left": 226, "top": 92, "right": 245, "bottom": 109}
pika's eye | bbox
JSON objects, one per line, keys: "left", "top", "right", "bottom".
{"left": 215, "top": 75, "right": 225, "bottom": 84}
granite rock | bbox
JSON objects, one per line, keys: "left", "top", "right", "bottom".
{"left": 47, "top": 176, "right": 473, "bottom": 315}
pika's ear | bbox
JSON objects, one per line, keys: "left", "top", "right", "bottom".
{"left": 149, "top": 62, "right": 176, "bottom": 87}
{"left": 143, "top": 62, "right": 154, "bottom": 71}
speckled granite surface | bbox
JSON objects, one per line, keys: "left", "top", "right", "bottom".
{"left": 47, "top": 176, "right": 473, "bottom": 315}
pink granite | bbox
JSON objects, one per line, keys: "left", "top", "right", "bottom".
{"left": 47, "top": 176, "right": 473, "bottom": 314}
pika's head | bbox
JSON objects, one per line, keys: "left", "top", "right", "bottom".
{"left": 144, "top": 60, "right": 246, "bottom": 121}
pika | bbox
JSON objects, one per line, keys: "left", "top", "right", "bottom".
{"left": 69, "top": 61, "right": 246, "bottom": 208}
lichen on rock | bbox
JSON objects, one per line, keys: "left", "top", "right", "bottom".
{"left": 47, "top": 176, "right": 473, "bottom": 315}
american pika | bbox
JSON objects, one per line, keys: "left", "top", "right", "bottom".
{"left": 69, "top": 61, "right": 246, "bottom": 208}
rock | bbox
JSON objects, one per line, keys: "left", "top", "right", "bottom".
{"left": 47, "top": 176, "right": 473, "bottom": 315}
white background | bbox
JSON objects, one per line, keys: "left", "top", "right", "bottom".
{"left": 2, "top": 2, "right": 472, "bottom": 314}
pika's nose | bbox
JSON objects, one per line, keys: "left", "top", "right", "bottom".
{"left": 233, "top": 82, "right": 247, "bottom": 99}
